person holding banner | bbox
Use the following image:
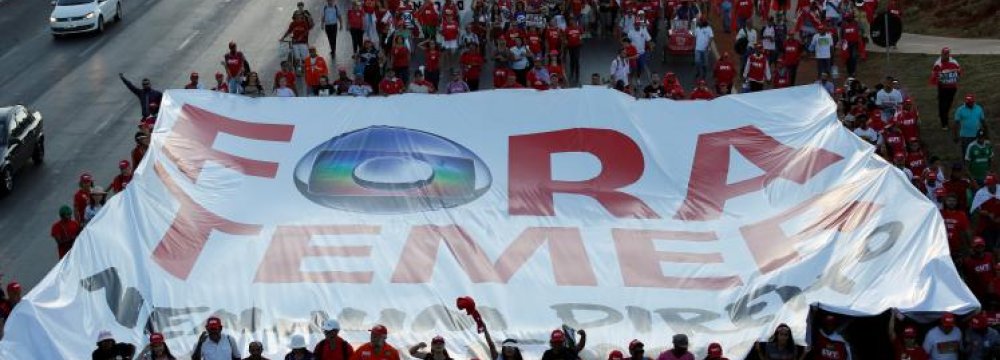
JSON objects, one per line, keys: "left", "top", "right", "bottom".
{"left": 137, "top": 333, "right": 177, "bottom": 360}
{"left": 889, "top": 314, "right": 929, "bottom": 360}
{"left": 315, "top": 319, "right": 353, "bottom": 360}
{"left": 191, "top": 317, "right": 242, "bottom": 360}
{"left": 923, "top": 313, "right": 962, "bottom": 360}
{"left": 755, "top": 323, "right": 806, "bottom": 360}
{"left": 541, "top": 329, "right": 587, "bottom": 360}
{"left": 656, "top": 334, "right": 694, "bottom": 360}
{"left": 408, "top": 336, "right": 453, "bottom": 360}
{"left": 350, "top": 325, "right": 401, "bottom": 360}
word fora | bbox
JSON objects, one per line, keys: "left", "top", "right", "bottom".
{"left": 151, "top": 105, "right": 865, "bottom": 284}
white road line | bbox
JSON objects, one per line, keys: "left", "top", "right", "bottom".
{"left": 177, "top": 30, "right": 200, "bottom": 51}
{"left": 78, "top": 39, "right": 104, "bottom": 58}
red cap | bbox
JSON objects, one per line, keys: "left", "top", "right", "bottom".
{"left": 927, "top": 172, "right": 938, "bottom": 180}
{"left": 549, "top": 50, "right": 559, "bottom": 56}
{"left": 7, "top": 282, "right": 21, "bottom": 292}
{"left": 628, "top": 339, "right": 644, "bottom": 350}
{"left": 665, "top": 72, "right": 676, "bottom": 78}
{"left": 871, "top": 111, "right": 882, "bottom": 120}
{"left": 907, "top": 136, "right": 919, "bottom": 143}
{"left": 935, "top": 187, "right": 947, "bottom": 197}
{"left": 119, "top": 160, "right": 131, "bottom": 169}
{"left": 903, "top": 326, "right": 917, "bottom": 338}
{"left": 974, "top": 237, "right": 987, "bottom": 247}
{"left": 550, "top": 329, "right": 565, "bottom": 342}
{"left": 835, "top": 87, "right": 845, "bottom": 94}
{"left": 80, "top": 172, "right": 93, "bottom": 183}
{"left": 432, "top": 336, "right": 445, "bottom": 344}
{"left": 206, "top": 316, "right": 223, "bottom": 330}
{"left": 150, "top": 333, "right": 165, "bottom": 344}
{"left": 972, "top": 314, "right": 988, "bottom": 329}
{"left": 986, "top": 174, "right": 997, "bottom": 185}
{"left": 697, "top": 79, "right": 707, "bottom": 86}
{"left": 608, "top": 350, "right": 624, "bottom": 360}
{"left": 966, "top": 94, "right": 976, "bottom": 102}
{"left": 942, "top": 47, "right": 951, "bottom": 54}
{"left": 370, "top": 324, "right": 388, "bottom": 336}
{"left": 707, "top": 343, "right": 723, "bottom": 357}
{"left": 942, "top": 312, "right": 956, "bottom": 326}
{"left": 904, "top": 97, "right": 914, "bottom": 104}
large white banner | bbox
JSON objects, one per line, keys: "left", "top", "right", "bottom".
{"left": 0, "top": 86, "right": 978, "bottom": 359}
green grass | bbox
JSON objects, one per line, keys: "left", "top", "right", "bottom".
{"left": 898, "top": 0, "right": 1000, "bottom": 38}
{"left": 856, "top": 53, "right": 1000, "bottom": 164}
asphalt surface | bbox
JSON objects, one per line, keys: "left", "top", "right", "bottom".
{"left": 0, "top": 0, "right": 697, "bottom": 291}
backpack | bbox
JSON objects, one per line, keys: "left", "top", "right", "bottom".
{"left": 734, "top": 36, "right": 749, "bottom": 55}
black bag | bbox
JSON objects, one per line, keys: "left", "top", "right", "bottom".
{"left": 735, "top": 36, "right": 749, "bottom": 55}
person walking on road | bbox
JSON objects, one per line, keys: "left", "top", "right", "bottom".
{"left": 51, "top": 205, "right": 81, "bottom": 259}
{"left": 322, "top": 0, "right": 344, "bottom": 58}
{"left": 954, "top": 94, "right": 987, "bottom": 158}
{"left": 693, "top": 16, "right": 714, "bottom": 80}
{"left": 931, "top": 47, "right": 962, "bottom": 131}
{"left": 119, "top": 74, "right": 163, "bottom": 118}
{"left": 74, "top": 172, "right": 94, "bottom": 223}
{"left": 810, "top": 25, "right": 834, "bottom": 77}
{"left": 222, "top": 42, "right": 249, "bottom": 94}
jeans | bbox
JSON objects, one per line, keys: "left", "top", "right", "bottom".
{"left": 694, "top": 50, "right": 709, "bottom": 79}
{"left": 938, "top": 86, "right": 958, "bottom": 128}
{"left": 568, "top": 46, "right": 581, "bottom": 84}
{"left": 845, "top": 43, "right": 858, "bottom": 76}
{"left": 721, "top": 2, "right": 732, "bottom": 32}
{"left": 226, "top": 77, "right": 242, "bottom": 94}
{"left": 350, "top": 28, "right": 364, "bottom": 54}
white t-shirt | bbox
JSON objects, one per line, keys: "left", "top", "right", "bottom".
{"left": 762, "top": 25, "right": 776, "bottom": 50}
{"left": 971, "top": 186, "right": 1000, "bottom": 212}
{"left": 853, "top": 127, "right": 879, "bottom": 144}
{"left": 627, "top": 27, "right": 652, "bottom": 54}
{"left": 198, "top": 334, "right": 241, "bottom": 360}
{"left": 509, "top": 46, "right": 530, "bottom": 70}
{"left": 274, "top": 87, "right": 296, "bottom": 97}
{"left": 694, "top": 25, "right": 714, "bottom": 51}
{"left": 737, "top": 28, "right": 757, "bottom": 47}
{"left": 811, "top": 33, "right": 834, "bottom": 59}
{"left": 923, "top": 326, "right": 962, "bottom": 360}
{"left": 876, "top": 89, "right": 904, "bottom": 108}
{"left": 609, "top": 56, "right": 630, "bottom": 86}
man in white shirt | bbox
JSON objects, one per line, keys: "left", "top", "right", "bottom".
{"left": 811, "top": 26, "right": 834, "bottom": 78}
{"left": 924, "top": 313, "right": 962, "bottom": 360}
{"left": 693, "top": 16, "right": 714, "bottom": 80}
{"left": 876, "top": 79, "right": 905, "bottom": 119}
{"left": 972, "top": 174, "right": 1000, "bottom": 212}
{"left": 610, "top": 47, "right": 631, "bottom": 87}
{"left": 192, "top": 317, "right": 241, "bottom": 360}
{"left": 626, "top": 21, "right": 652, "bottom": 85}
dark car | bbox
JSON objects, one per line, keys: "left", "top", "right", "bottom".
{"left": 0, "top": 105, "right": 45, "bottom": 195}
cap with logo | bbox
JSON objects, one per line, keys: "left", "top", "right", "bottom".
{"left": 550, "top": 329, "right": 566, "bottom": 343}
{"left": 370, "top": 324, "right": 388, "bottom": 336}
{"left": 80, "top": 172, "right": 94, "bottom": 183}
{"left": 150, "top": 333, "right": 165, "bottom": 344}
{"left": 974, "top": 237, "right": 987, "bottom": 248}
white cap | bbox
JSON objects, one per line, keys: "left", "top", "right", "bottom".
{"left": 290, "top": 334, "right": 308, "bottom": 349}
{"left": 322, "top": 319, "right": 341, "bottom": 331}
{"left": 96, "top": 330, "right": 115, "bottom": 343}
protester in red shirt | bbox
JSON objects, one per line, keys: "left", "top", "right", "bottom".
{"left": 74, "top": 173, "right": 94, "bottom": 223}
{"left": 894, "top": 98, "right": 921, "bottom": 140}
{"left": 408, "top": 336, "right": 451, "bottom": 360}
{"left": 504, "top": 73, "right": 525, "bottom": 89}
{"left": 460, "top": 43, "right": 485, "bottom": 91}
{"left": 315, "top": 319, "right": 354, "bottom": 360}
{"left": 689, "top": 80, "right": 714, "bottom": 100}
{"left": 389, "top": 36, "right": 411, "bottom": 84}
{"left": 51, "top": 205, "right": 81, "bottom": 259}
{"left": 274, "top": 61, "right": 298, "bottom": 95}
{"left": 944, "top": 163, "right": 977, "bottom": 211}
{"left": 544, "top": 20, "right": 563, "bottom": 55}
{"left": 221, "top": 41, "right": 249, "bottom": 94}
{"left": 743, "top": 44, "right": 770, "bottom": 92}
{"left": 348, "top": 2, "right": 365, "bottom": 53}
{"left": 211, "top": 72, "right": 229, "bottom": 93}
{"left": 780, "top": 34, "right": 802, "bottom": 85}
{"left": 772, "top": 59, "right": 791, "bottom": 89}
{"left": 889, "top": 316, "right": 929, "bottom": 360}
{"left": 349, "top": 325, "right": 401, "bottom": 360}
{"left": 732, "top": 0, "right": 753, "bottom": 32}
{"left": 494, "top": 64, "right": 513, "bottom": 89}
{"left": 417, "top": 1, "right": 439, "bottom": 39}
{"left": 281, "top": 12, "right": 313, "bottom": 65}
{"left": 108, "top": 160, "right": 133, "bottom": 195}
{"left": 813, "top": 315, "right": 853, "bottom": 360}
{"left": 839, "top": 13, "right": 863, "bottom": 77}
{"left": 930, "top": 47, "right": 962, "bottom": 130}
{"left": 662, "top": 72, "right": 685, "bottom": 98}
{"left": 379, "top": 69, "right": 405, "bottom": 95}
{"left": 882, "top": 124, "right": 907, "bottom": 160}
{"left": 941, "top": 191, "right": 971, "bottom": 256}
{"left": 419, "top": 40, "right": 443, "bottom": 89}
{"left": 565, "top": 18, "right": 584, "bottom": 84}
{"left": 713, "top": 52, "right": 736, "bottom": 95}
{"left": 963, "top": 237, "right": 994, "bottom": 302}
{"left": 906, "top": 140, "right": 928, "bottom": 178}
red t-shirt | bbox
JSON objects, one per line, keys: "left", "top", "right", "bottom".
{"left": 963, "top": 253, "right": 995, "bottom": 296}
{"left": 943, "top": 178, "right": 973, "bottom": 210}
{"left": 782, "top": 39, "right": 802, "bottom": 65}
{"left": 288, "top": 20, "right": 310, "bottom": 43}
{"left": 275, "top": 70, "right": 297, "bottom": 90}
{"left": 425, "top": 48, "right": 442, "bottom": 72}
{"left": 941, "top": 209, "right": 969, "bottom": 252}
{"left": 892, "top": 339, "right": 929, "bottom": 360}
{"left": 441, "top": 22, "right": 460, "bottom": 40}
{"left": 73, "top": 189, "right": 90, "bottom": 223}
{"left": 379, "top": 78, "right": 405, "bottom": 95}
{"left": 50, "top": 219, "right": 81, "bottom": 259}
{"left": 419, "top": 5, "right": 439, "bottom": 26}
{"left": 391, "top": 46, "right": 410, "bottom": 68}
{"left": 895, "top": 110, "right": 920, "bottom": 140}
{"left": 460, "top": 51, "right": 485, "bottom": 80}
{"left": 745, "top": 54, "right": 768, "bottom": 82}
{"left": 625, "top": 44, "right": 639, "bottom": 69}
{"left": 348, "top": 9, "right": 364, "bottom": 29}
{"left": 735, "top": 0, "right": 753, "bottom": 18}
{"left": 689, "top": 88, "right": 715, "bottom": 100}
{"left": 527, "top": 33, "right": 543, "bottom": 54}
{"left": 109, "top": 174, "right": 132, "bottom": 193}
{"left": 545, "top": 27, "right": 562, "bottom": 51}
{"left": 884, "top": 132, "right": 907, "bottom": 157}
{"left": 931, "top": 59, "right": 962, "bottom": 88}
{"left": 565, "top": 26, "right": 583, "bottom": 47}
{"left": 714, "top": 60, "right": 736, "bottom": 86}
{"left": 314, "top": 338, "right": 354, "bottom": 360}
{"left": 224, "top": 52, "right": 245, "bottom": 77}
{"left": 363, "top": 0, "right": 377, "bottom": 13}
{"left": 547, "top": 64, "right": 564, "bottom": 80}
{"left": 493, "top": 67, "right": 511, "bottom": 88}
{"left": 773, "top": 70, "right": 791, "bottom": 88}
{"left": 814, "top": 333, "right": 850, "bottom": 360}
{"left": 906, "top": 151, "right": 926, "bottom": 176}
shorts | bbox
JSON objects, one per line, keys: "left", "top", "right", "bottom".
{"left": 292, "top": 43, "right": 309, "bottom": 61}
{"left": 442, "top": 39, "right": 458, "bottom": 50}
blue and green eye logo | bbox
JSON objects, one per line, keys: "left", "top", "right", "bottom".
{"left": 293, "top": 126, "right": 492, "bottom": 213}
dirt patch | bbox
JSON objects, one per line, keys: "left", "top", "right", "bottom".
{"left": 902, "top": 0, "right": 1000, "bottom": 38}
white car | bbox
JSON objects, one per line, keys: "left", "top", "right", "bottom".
{"left": 49, "top": 0, "right": 124, "bottom": 37}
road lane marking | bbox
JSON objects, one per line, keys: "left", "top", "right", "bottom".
{"left": 78, "top": 39, "right": 104, "bottom": 58}
{"left": 177, "top": 30, "right": 200, "bottom": 51}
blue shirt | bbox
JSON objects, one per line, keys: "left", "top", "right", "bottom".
{"left": 323, "top": 4, "right": 340, "bottom": 25}
{"left": 956, "top": 104, "right": 986, "bottom": 138}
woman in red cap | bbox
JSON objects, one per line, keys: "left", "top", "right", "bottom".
{"left": 138, "top": 333, "right": 177, "bottom": 360}
{"left": 888, "top": 313, "right": 928, "bottom": 360}
{"left": 108, "top": 160, "right": 133, "bottom": 196}
{"left": 408, "top": 336, "right": 452, "bottom": 360}
{"left": 542, "top": 328, "right": 586, "bottom": 360}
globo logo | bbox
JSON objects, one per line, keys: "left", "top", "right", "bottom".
{"left": 293, "top": 126, "right": 492, "bottom": 213}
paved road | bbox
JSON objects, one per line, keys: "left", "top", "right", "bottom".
{"left": 0, "top": 0, "right": 697, "bottom": 291}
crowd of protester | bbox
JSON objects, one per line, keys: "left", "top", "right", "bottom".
{"left": 0, "top": 0, "right": 993, "bottom": 358}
